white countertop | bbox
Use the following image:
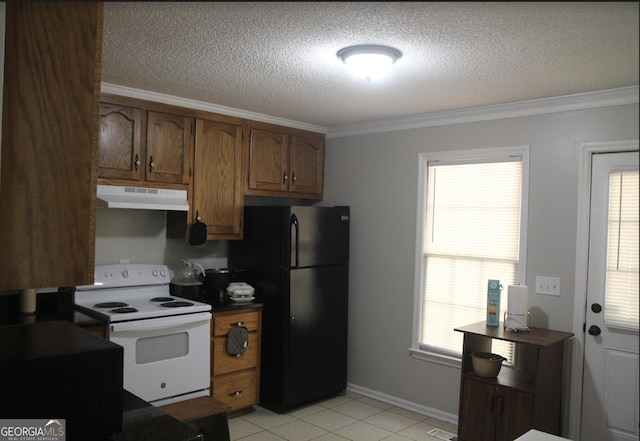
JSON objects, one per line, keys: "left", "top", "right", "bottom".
{"left": 514, "top": 429, "right": 571, "bottom": 441}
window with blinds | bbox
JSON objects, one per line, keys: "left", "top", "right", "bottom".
{"left": 604, "top": 170, "right": 639, "bottom": 329}
{"left": 414, "top": 147, "right": 529, "bottom": 362}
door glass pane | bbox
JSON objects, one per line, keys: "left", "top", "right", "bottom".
{"left": 136, "top": 332, "right": 189, "bottom": 364}
{"left": 604, "top": 171, "right": 639, "bottom": 329}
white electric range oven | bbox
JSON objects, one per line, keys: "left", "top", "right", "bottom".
{"left": 75, "top": 264, "right": 212, "bottom": 406}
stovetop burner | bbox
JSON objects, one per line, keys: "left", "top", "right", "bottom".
{"left": 160, "top": 301, "right": 194, "bottom": 308}
{"left": 111, "top": 307, "right": 139, "bottom": 314}
{"left": 150, "top": 297, "right": 175, "bottom": 302}
{"left": 74, "top": 264, "right": 212, "bottom": 322}
{"left": 94, "top": 301, "right": 129, "bottom": 309}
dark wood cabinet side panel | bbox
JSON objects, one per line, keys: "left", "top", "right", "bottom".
{"left": 533, "top": 343, "right": 564, "bottom": 434}
{"left": 0, "top": 2, "right": 102, "bottom": 289}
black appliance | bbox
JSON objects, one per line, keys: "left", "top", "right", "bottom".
{"left": 0, "top": 320, "right": 123, "bottom": 440}
{"left": 228, "top": 205, "right": 350, "bottom": 413}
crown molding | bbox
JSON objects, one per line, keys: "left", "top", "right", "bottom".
{"left": 326, "top": 86, "right": 639, "bottom": 139}
{"left": 100, "top": 83, "right": 327, "bottom": 134}
{"left": 101, "top": 83, "right": 638, "bottom": 140}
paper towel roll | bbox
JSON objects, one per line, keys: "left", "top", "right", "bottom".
{"left": 506, "top": 285, "right": 528, "bottom": 329}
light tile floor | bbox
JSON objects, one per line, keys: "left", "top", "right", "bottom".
{"left": 228, "top": 391, "right": 458, "bottom": 441}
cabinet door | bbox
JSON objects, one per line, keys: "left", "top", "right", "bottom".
{"left": 0, "top": 2, "right": 102, "bottom": 289}
{"left": 98, "top": 103, "right": 144, "bottom": 181}
{"left": 212, "top": 332, "right": 259, "bottom": 375}
{"left": 193, "top": 118, "right": 244, "bottom": 238}
{"left": 458, "top": 379, "right": 497, "bottom": 441}
{"left": 212, "top": 370, "right": 258, "bottom": 411}
{"left": 459, "top": 378, "right": 533, "bottom": 441}
{"left": 247, "top": 128, "right": 288, "bottom": 192}
{"left": 289, "top": 135, "right": 324, "bottom": 195}
{"left": 146, "top": 111, "right": 193, "bottom": 185}
{"left": 496, "top": 387, "right": 533, "bottom": 441}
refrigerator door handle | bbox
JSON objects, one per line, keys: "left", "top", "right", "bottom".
{"left": 290, "top": 213, "right": 299, "bottom": 267}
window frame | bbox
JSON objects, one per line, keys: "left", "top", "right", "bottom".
{"left": 410, "top": 145, "right": 530, "bottom": 366}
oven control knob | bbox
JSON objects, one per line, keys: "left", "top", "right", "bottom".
{"left": 152, "top": 268, "right": 159, "bottom": 277}
{"left": 122, "top": 269, "right": 129, "bottom": 278}
{"left": 160, "top": 269, "right": 167, "bottom": 277}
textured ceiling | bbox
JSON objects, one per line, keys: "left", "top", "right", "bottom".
{"left": 101, "top": 2, "right": 639, "bottom": 129}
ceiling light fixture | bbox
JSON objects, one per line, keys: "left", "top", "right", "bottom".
{"left": 337, "top": 44, "right": 402, "bottom": 81}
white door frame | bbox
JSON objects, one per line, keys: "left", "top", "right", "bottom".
{"left": 570, "top": 139, "right": 639, "bottom": 440}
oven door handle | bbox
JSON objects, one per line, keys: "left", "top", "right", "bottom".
{"left": 110, "top": 312, "right": 211, "bottom": 333}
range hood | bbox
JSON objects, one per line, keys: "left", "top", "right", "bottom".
{"left": 96, "top": 185, "right": 189, "bottom": 211}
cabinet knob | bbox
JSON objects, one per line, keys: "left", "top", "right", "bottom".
{"left": 292, "top": 172, "right": 297, "bottom": 183}
{"left": 229, "top": 390, "right": 242, "bottom": 397}
{"left": 283, "top": 171, "right": 288, "bottom": 184}
{"left": 134, "top": 154, "right": 140, "bottom": 171}
{"left": 149, "top": 156, "right": 155, "bottom": 173}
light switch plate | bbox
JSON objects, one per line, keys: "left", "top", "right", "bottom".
{"left": 535, "top": 276, "right": 560, "bottom": 296}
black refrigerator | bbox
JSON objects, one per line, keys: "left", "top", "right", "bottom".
{"left": 228, "top": 205, "right": 349, "bottom": 413}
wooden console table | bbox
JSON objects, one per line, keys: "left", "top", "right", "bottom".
{"left": 454, "top": 321, "right": 573, "bottom": 441}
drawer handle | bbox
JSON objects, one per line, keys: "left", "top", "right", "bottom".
{"left": 229, "top": 390, "right": 243, "bottom": 397}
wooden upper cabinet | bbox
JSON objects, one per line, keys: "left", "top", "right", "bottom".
{"left": 99, "top": 103, "right": 145, "bottom": 181}
{"left": 191, "top": 117, "right": 244, "bottom": 239}
{"left": 146, "top": 111, "right": 193, "bottom": 185}
{"left": 0, "top": 2, "right": 103, "bottom": 290}
{"left": 246, "top": 122, "right": 325, "bottom": 199}
{"left": 98, "top": 95, "right": 194, "bottom": 189}
{"left": 289, "top": 135, "right": 324, "bottom": 195}
{"left": 247, "top": 128, "right": 289, "bottom": 193}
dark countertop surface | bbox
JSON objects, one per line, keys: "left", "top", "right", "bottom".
{"left": 0, "top": 289, "right": 263, "bottom": 328}
{"left": 0, "top": 289, "right": 104, "bottom": 327}
{"left": 0, "top": 291, "right": 230, "bottom": 441}
{"left": 201, "top": 291, "right": 263, "bottom": 312}
{"left": 109, "top": 390, "right": 204, "bottom": 441}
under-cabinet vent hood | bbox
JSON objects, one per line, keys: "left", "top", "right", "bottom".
{"left": 96, "top": 185, "right": 189, "bottom": 211}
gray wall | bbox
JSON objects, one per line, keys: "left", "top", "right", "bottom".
{"left": 93, "top": 98, "right": 639, "bottom": 425}
{"left": 321, "top": 104, "right": 639, "bottom": 420}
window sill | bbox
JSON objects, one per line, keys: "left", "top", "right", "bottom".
{"left": 409, "top": 347, "right": 462, "bottom": 369}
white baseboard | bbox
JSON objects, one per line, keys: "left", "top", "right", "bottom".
{"left": 346, "top": 382, "right": 459, "bottom": 426}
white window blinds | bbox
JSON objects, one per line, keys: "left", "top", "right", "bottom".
{"left": 604, "top": 170, "right": 639, "bottom": 329}
{"left": 419, "top": 157, "right": 524, "bottom": 360}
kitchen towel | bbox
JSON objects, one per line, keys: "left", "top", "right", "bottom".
{"left": 227, "top": 326, "right": 249, "bottom": 356}
{"left": 506, "top": 284, "right": 528, "bottom": 329}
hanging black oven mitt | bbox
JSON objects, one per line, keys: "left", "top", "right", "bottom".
{"left": 186, "top": 212, "right": 207, "bottom": 247}
{"left": 227, "top": 325, "right": 249, "bottom": 357}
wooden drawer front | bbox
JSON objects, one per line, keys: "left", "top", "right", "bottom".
{"left": 213, "top": 332, "right": 258, "bottom": 375}
{"left": 213, "top": 310, "right": 260, "bottom": 336}
{"left": 213, "top": 370, "right": 257, "bottom": 410}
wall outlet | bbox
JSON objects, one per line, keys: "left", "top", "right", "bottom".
{"left": 535, "top": 276, "right": 560, "bottom": 296}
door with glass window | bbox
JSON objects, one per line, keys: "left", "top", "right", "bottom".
{"left": 581, "top": 151, "right": 639, "bottom": 441}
